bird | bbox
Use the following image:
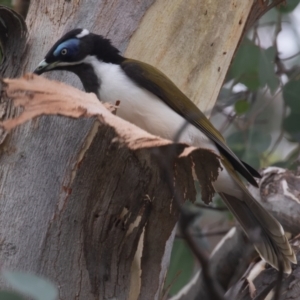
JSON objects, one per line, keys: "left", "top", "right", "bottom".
{"left": 34, "top": 28, "right": 296, "bottom": 273}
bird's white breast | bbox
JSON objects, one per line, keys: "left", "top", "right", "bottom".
{"left": 84, "top": 56, "right": 213, "bottom": 149}
{"left": 83, "top": 56, "right": 242, "bottom": 198}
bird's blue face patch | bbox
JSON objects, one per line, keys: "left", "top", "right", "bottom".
{"left": 53, "top": 38, "right": 80, "bottom": 58}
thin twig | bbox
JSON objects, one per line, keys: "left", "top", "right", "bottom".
{"left": 196, "top": 230, "right": 232, "bottom": 238}
{"left": 273, "top": 12, "right": 282, "bottom": 47}
{"left": 281, "top": 51, "right": 300, "bottom": 61}
{"left": 194, "top": 202, "right": 228, "bottom": 211}
{"left": 176, "top": 229, "right": 231, "bottom": 239}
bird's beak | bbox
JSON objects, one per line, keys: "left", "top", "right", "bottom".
{"left": 33, "top": 59, "right": 58, "bottom": 75}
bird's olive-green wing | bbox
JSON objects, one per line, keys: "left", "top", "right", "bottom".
{"left": 121, "top": 59, "right": 260, "bottom": 186}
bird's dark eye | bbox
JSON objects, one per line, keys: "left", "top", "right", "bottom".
{"left": 61, "top": 48, "right": 68, "bottom": 55}
{"left": 53, "top": 39, "right": 79, "bottom": 57}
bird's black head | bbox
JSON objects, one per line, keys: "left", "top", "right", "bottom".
{"left": 33, "top": 28, "right": 123, "bottom": 75}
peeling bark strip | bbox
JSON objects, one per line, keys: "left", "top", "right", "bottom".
{"left": 0, "top": 75, "right": 220, "bottom": 299}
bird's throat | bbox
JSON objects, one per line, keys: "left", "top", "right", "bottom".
{"left": 67, "top": 63, "right": 101, "bottom": 98}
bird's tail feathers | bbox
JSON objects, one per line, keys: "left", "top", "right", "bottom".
{"left": 219, "top": 190, "right": 296, "bottom": 274}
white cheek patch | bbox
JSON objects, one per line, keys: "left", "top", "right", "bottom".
{"left": 54, "top": 55, "right": 94, "bottom": 68}
{"left": 76, "top": 29, "right": 89, "bottom": 38}
{"left": 56, "top": 60, "right": 84, "bottom": 67}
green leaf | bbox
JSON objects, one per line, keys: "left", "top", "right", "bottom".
{"left": 243, "top": 151, "right": 260, "bottom": 170}
{"left": 230, "top": 40, "right": 279, "bottom": 93}
{"left": 249, "top": 129, "right": 272, "bottom": 153}
{"left": 230, "top": 39, "right": 260, "bottom": 78}
{"left": 283, "top": 80, "right": 300, "bottom": 113}
{"left": 234, "top": 100, "right": 250, "bottom": 115}
{"left": 284, "top": 146, "right": 300, "bottom": 170}
{"left": 283, "top": 113, "right": 300, "bottom": 141}
{"left": 0, "top": 291, "right": 24, "bottom": 300}
{"left": 241, "top": 130, "right": 271, "bottom": 169}
{"left": 229, "top": 39, "right": 260, "bottom": 89}
{"left": 258, "top": 47, "right": 279, "bottom": 93}
{"left": 226, "top": 131, "right": 246, "bottom": 158}
{"left": 239, "top": 71, "right": 261, "bottom": 90}
{"left": 3, "top": 271, "right": 58, "bottom": 300}
{"left": 0, "top": 1, "right": 12, "bottom": 7}
{"left": 272, "top": 160, "right": 288, "bottom": 168}
{"left": 165, "top": 239, "right": 194, "bottom": 296}
{"left": 227, "top": 129, "right": 270, "bottom": 169}
{"left": 273, "top": 146, "right": 300, "bottom": 169}
{"left": 277, "top": 0, "right": 300, "bottom": 13}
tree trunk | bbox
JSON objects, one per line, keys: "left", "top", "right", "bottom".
{"left": 0, "top": 1, "right": 280, "bottom": 299}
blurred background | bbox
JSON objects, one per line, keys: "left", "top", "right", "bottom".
{"left": 166, "top": 1, "right": 300, "bottom": 296}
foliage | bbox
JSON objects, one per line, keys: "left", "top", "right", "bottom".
{"left": 213, "top": 0, "right": 300, "bottom": 170}
{"left": 167, "top": 1, "right": 300, "bottom": 296}
{"left": 164, "top": 239, "right": 195, "bottom": 295}
{"left": 0, "top": 0, "right": 12, "bottom": 7}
